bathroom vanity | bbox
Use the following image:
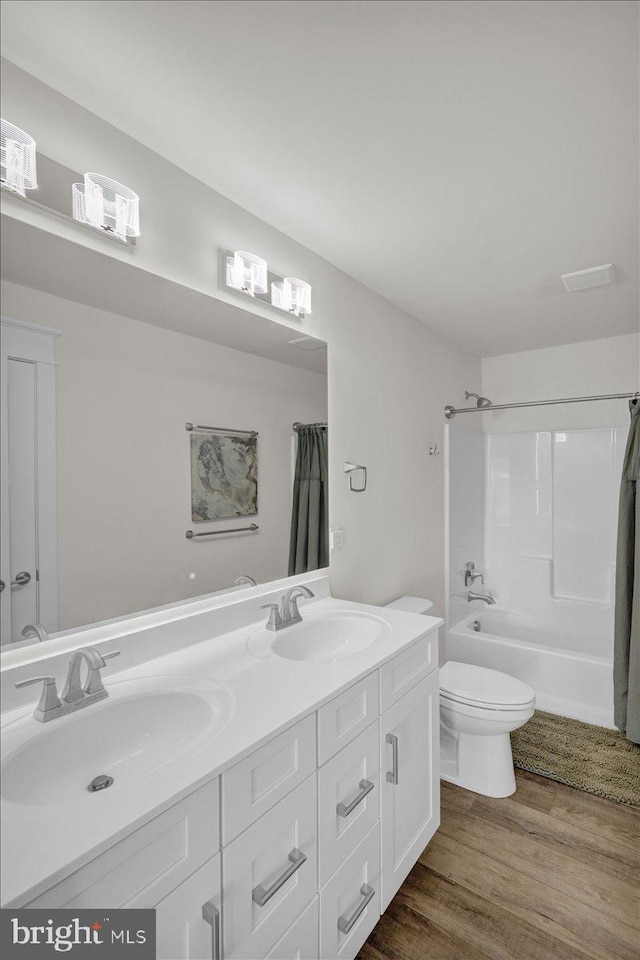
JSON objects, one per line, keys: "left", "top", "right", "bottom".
{"left": 0, "top": 574, "right": 442, "bottom": 960}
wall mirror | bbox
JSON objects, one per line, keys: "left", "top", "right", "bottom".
{"left": 0, "top": 158, "right": 328, "bottom": 645}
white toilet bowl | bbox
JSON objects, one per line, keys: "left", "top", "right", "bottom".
{"left": 439, "top": 661, "right": 535, "bottom": 798}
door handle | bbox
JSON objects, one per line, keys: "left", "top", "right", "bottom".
{"left": 337, "top": 779, "right": 374, "bottom": 817}
{"left": 11, "top": 571, "right": 31, "bottom": 586}
{"left": 201, "top": 900, "right": 220, "bottom": 960}
{"left": 337, "top": 884, "right": 375, "bottom": 934}
{"left": 252, "top": 848, "right": 307, "bottom": 906}
{"left": 386, "top": 733, "right": 399, "bottom": 785}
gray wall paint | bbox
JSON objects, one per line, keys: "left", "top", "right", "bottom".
{"left": 1, "top": 59, "right": 481, "bottom": 613}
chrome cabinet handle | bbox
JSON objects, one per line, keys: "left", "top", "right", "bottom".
{"left": 337, "top": 779, "right": 374, "bottom": 818}
{"left": 252, "top": 848, "right": 307, "bottom": 906}
{"left": 11, "top": 571, "right": 31, "bottom": 586}
{"left": 0, "top": 579, "right": 4, "bottom": 593}
{"left": 201, "top": 900, "right": 220, "bottom": 960}
{"left": 386, "top": 733, "right": 399, "bottom": 785}
{"left": 338, "top": 884, "right": 375, "bottom": 934}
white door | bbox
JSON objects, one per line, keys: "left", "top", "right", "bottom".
{"left": 0, "top": 317, "right": 58, "bottom": 644}
{"left": 155, "top": 854, "right": 222, "bottom": 960}
{"left": 380, "top": 670, "right": 440, "bottom": 910}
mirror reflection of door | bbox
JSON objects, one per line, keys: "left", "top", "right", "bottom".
{"left": 0, "top": 318, "right": 58, "bottom": 644}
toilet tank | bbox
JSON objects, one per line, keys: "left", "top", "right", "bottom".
{"left": 385, "top": 595, "right": 434, "bottom": 616}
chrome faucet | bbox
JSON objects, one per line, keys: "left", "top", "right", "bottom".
{"left": 21, "top": 623, "right": 49, "bottom": 643}
{"left": 464, "top": 562, "right": 484, "bottom": 587}
{"left": 261, "top": 585, "right": 315, "bottom": 631}
{"left": 15, "top": 645, "right": 121, "bottom": 723}
{"left": 468, "top": 590, "right": 496, "bottom": 605}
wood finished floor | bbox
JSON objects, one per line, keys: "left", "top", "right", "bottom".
{"left": 358, "top": 771, "right": 640, "bottom": 960}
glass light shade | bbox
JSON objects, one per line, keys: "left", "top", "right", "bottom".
{"left": 72, "top": 172, "right": 140, "bottom": 240}
{"left": 225, "top": 251, "right": 268, "bottom": 296}
{"left": 271, "top": 277, "right": 312, "bottom": 316}
{"left": 1, "top": 119, "right": 37, "bottom": 196}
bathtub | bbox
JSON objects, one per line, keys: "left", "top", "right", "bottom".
{"left": 447, "top": 609, "right": 614, "bottom": 728}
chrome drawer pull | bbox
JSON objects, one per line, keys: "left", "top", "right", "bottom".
{"left": 336, "top": 779, "right": 374, "bottom": 818}
{"left": 252, "top": 847, "right": 307, "bottom": 906}
{"left": 386, "top": 733, "right": 399, "bottom": 784}
{"left": 201, "top": 900, "right": 220, "bottom": 960}
{"left": 338, "top": 884, "right": 375, "bottom": 934}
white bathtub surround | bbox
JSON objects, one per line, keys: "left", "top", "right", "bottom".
{"left": 439, "top": 661, "right": 535, "bottom": 798}
{"left": 0, "top": 574, "right": 442, "bottom": 921}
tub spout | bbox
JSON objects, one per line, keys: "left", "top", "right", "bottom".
{"left": 468, "top": 590, "right": 496, "bottom": 605}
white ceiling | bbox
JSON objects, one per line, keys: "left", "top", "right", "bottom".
{"left": 1, "top": 0, "right": 638, "bottom": 356}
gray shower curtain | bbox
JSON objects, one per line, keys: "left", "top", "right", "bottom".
{"left": 614, "top": 397, "right": 640, "bottom": 744}
{"left": 288, "top": 425, "right": 329, "bottom": 576}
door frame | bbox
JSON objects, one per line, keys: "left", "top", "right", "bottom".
{"left": 1, "top": 315, "right": 60, "bottom": 641}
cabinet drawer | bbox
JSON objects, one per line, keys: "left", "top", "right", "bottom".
{"left": 319, "top": 822, "right": 380, "bottom": 960}
{"left": 318, "top": 722, "right": 380, "bottom": 886}
{"left": 223, "top": 774, "right": 318, "bottom": 960}
{"left": 156, "top": 854, "right": 221, "bottom": 960}
{"left": 380, "top": 631, "right": 437, "bottom": 711}
{"left": 222, "top": 714, "right": 316, "bottom": 844}
{"left": 25, "top": 779, "right": 220, "bottom": 909}
{"left": 264, "top": 896, "right": 319, "bottom": 960}
{"left": 317, "top": 672, "right": 379, "bottom": 765}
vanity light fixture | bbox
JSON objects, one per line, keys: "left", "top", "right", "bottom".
{"left": 0, "top": 119, "right": 37, "bottom": 197}
{"left": 271, "top": 277, "right": 312, "bottom": 317}
{"left": 72, "top": 173, "right": 140, "bottom": 242}
{"left": 225, "top": 251, "right": 268, "bottom": 297}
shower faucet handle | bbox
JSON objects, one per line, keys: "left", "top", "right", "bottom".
{"left": 464, "top": 561, "right": 484, "bottom": 586}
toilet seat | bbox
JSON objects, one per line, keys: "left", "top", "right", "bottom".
{"left": 440, "top": 661, "right": 535, "bottom": 710}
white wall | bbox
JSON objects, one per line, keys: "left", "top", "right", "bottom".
{"left": 1, "top": 281, "right": 327, "bottom": 630}
{"left": 482, "top": 334, "right": 639, "bottom": 433}
{"left": 0, "top": 59, "right": 481, "bottom": 613}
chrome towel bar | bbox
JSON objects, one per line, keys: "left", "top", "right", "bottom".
{"left": 186, "top": 524, "right": 259, "bottom": 539}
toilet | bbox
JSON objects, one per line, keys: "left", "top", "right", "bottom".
{"left": 385, "top": 596, "right": 535, "bottom": 798}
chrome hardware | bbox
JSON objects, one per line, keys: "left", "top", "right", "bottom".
{"left": 261, "top": 585, "right": 315, "bottom": 631}
{"left": 16, "top": 646, "right": 121, "bottom": 723}
{"left": 468, "top": 590, "right": 496, "bottom": 605}
{"left": 234, "top": 575, "right": 257, "bottom": 587}
{"left": 464, "top": 561, "right": 484, "bottom": 586}
{"left": 202, "top": 900, "right": 221, "bottom": 960}
{"left": 186, "top": 422, "right": 257, "bottom": 438}
{"left": 186, "top": 523, "right": 259, "bottom": 538}
{"left": 14, "top": 676, "right": 62, "bottom": 719}
{"left": 11, "top": 570, "right": 31, "bottom": 586}
{"left": 386, "top": 733, "right": 399, "bottom": 785}
{"left": 472, "top": 620, "right": 481, "bottom": 632}
{"left": 88, "top": 774, "right": 114, "bottom": 792}
{"left": 337, "top": 884, "right": 375, "bottom": 934}
{"left": 0, "top": 579, "right": 4, "bottom": 593}
{"left": 21, "top": 623, "right": 49, "bottom": 643}
{"left": 337, "top": 779, "right": 374, "bottom": 818}
{"left": 344, "top": 461, "right": 367, "bottom": 493}
{"left": 445, "top": 390, "right": 637, "bottom": 420}
{"left": 252, "top": 848, "right": 307, "bottom": 906}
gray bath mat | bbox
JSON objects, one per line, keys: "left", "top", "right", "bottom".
{"left": 511, "top": 710, "right": 640, "bottom": 808}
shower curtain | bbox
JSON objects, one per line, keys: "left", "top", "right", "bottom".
{"left": 614, "top": 397, "right": 640, "bottom": 744}
{"left": 288, "top": 425, "right": 329, "bottom": 576}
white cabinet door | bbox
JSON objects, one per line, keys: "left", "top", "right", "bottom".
{"left": 319, "top": 822, "right": 380, "bottom": 960}
{"left": 318, "top": 721, "right": 380, "bottom": 885}
{"left": 264, "top": 897, "right": 319, "bottom": 960}
{"left": 156, "top": 854, "right": 221, "bottom": 960}
{"left": 223, "top": 774, "right": 318, "bottom": 960}
{"left": 380, "top": 670, "right": 439, "bottom": 910}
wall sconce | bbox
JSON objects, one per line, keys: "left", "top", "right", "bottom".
{"left": 271, "top": 277, "right": 312, "bottom": 317}
{"left": 225, "top": 251, "right": 268, "bottom": 297}
{"left": 1, "top": 119, "right": 37, "bottom": 197}
{"left": 72, "top": 173, "right": 140, "bottom": 241}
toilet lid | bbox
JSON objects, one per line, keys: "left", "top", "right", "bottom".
{"left": 440, "top": 661, "right": 535, "bottom": 708}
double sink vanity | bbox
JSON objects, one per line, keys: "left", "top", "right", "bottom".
{"left": 0, "top": 573, "right": 442, "bottom": 960}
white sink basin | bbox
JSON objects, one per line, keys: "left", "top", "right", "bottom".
{"left": 1, "top": 676, "right": 233, "bottom": 807}
{"left": 247, "top": 611, "right": 389, "bottom": 662}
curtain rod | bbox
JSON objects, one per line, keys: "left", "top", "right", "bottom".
{"left": 293, "top": 420, "right": 328, "bottom": 432}
{"left": 444, "top": 391, "right": 639, "bottom": 419}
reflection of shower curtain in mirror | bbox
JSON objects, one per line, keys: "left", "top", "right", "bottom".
{"left": 614, "top": 398, "right": 640, "bottom": 743}
{"left": 289, "top": 425, "right": 329, "bottom": 575}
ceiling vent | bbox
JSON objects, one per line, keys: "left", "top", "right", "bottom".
{"left": 288, "top": 336, "right": 326, "bottom": 351}
{"left": 561, "top": 263, "right": 615, "bottom": 292}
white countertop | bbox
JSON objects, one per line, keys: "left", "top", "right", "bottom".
{"left": 1, "top": 588, "right": 441, "bottom": 907}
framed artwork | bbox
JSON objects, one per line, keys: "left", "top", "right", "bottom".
{"left": 190, "top": 432, "right": 258, "bottom": 521}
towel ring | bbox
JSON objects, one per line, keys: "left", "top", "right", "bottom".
{"left": 344, "top": 461, "right": 367, "bottom": 493}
